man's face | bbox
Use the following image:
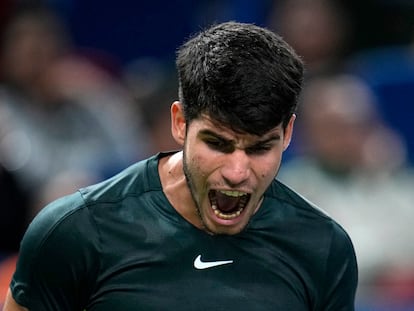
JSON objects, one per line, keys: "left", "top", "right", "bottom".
{"left": 173, "top": 103, "right": 294, "bottom": 235}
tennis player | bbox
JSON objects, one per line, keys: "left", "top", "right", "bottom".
{"left": 4, "top": 21, "right": 357, "bottom": 310}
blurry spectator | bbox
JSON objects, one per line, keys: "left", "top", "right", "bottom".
{"left": 123, "top": 59, "right": 181, "bottom": 154}
{"left": 278, "top": 74, "right": 414, "bottom": 308}
{"left": 340, "top": 1, "right": 414, "bottom": 166}
{"left": 286, "top": 74, "right": 407, "bottom": 175}
{"left": 347, "top": 40, "right": 414, "bottom": 166}
{"left": 0, "top": 5, "right": 150, "bottom": 216}
{"left": 267, "top": 0, "right": 352, "bottom": 78}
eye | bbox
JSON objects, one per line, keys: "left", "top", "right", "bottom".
{"left": 204, "top": 138, "right": 234, "bottom": 153}
{"left": 246, "top": 144, "right": 273, "bottom": 155}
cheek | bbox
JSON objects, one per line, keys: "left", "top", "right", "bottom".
{"left": 186, "top": 148, "right": 210, "bottom": 180}
{"left": 258, "top": 155, "right": 282, "bottom": 180}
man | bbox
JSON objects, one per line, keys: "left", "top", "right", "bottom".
{"left": 4, "top": 21, "right": 357, "bottom": 310}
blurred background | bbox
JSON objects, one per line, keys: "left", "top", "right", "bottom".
{"left": 0, "top": 0, "right": 413, "bottom": 310}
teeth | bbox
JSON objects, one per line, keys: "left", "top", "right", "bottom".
{"left": 212, "top": 205, "right": 244, "bottom": 220}
{"left": 210, "top": 192, "right": 248, "bottom": 220}
{"left": 219, "top": 190, "right": 247, "bottom": 197}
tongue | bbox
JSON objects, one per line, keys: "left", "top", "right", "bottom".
{"left": 216, "top": 192, "right": 240, "bottom": 213}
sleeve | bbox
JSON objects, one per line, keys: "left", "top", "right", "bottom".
{"left": 321, "top": 223, "right": 358, "bottom": 311}
{"left": 9, "top": 191, "right": 101, "bottom": 311}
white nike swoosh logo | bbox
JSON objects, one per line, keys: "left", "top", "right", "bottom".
{"left": 193, "top": 254, "right": 233, "bottom": 270}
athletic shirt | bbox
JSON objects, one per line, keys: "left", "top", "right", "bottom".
{"left": 10, "top": 152, "right": 358, "bottom": 310}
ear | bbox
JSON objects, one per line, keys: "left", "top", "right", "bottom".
{"left": 171, "top": 101, "right": 186, "bottom": 146}
{"left": 283, "top": 114, "right": 296, "bottom": 151}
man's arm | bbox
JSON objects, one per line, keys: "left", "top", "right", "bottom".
{"left": 6, "top": 192, "right": 100, "bottom": 310}
{"left": 322, "top": 224, "right": 358, "bottom": 310}
{"left": 2, "top": 290, "right": 28, "bottom": 311}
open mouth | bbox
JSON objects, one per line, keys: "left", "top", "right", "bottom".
{"left": 208, "top": 190, "right": 250, "bottom": 220}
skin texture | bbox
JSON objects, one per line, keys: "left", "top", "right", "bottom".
{"left": 159, "top": 101, "right": 295, "bottom": 236}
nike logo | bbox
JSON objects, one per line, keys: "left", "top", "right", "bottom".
{"left": 193, "top": 254, "right": 234, "bottom": 270}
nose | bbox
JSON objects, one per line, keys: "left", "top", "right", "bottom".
{"left": 221, "top": 149, "right": 251, "bottom": 186}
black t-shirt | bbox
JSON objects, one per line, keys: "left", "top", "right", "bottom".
{"left": 10, "top": 153, "right": 358, "bottom": 310}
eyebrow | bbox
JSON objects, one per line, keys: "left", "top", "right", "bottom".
{"left": 198, "top": 129, "right": 281, "bottom": 145}
{"left": 199, "top": 129, "right": 232, "bottom": 141}
{"left": 251, "top": 134, "right": 281, "bottom": 146}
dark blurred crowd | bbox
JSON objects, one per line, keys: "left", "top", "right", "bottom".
{"left": 1, "top": 0, "right": 414, "bottom": 310}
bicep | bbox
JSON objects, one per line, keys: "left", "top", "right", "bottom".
{"left": 3, "top": 289, "right": 29, "bottom": 311}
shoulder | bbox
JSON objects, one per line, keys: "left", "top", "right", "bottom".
{"left": 264, "top": 180, "right": 358, "bottom": 304}
{"left": 264, "top": 179, "right": 356, "bottom": 259}
{"left": 11, "top": 191, "right": 101, "bottom": 309}
{"left": 79, "top": 154, "right": 161, "bottom": 205}
{"left": 16, "top": 154, "right": 160, "bottom": 270}
{"left": 266, "top": 178, "right": 332, "bottom": 221}
{"left": 11, "top": 191, "right": 99, "bottom": 304}
{"left": 16, "top": 191, "right": 94, "bottom": 269}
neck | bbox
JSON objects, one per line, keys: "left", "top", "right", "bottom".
{"left": 158, "top": 151, "right": 203, "bottom": 229}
